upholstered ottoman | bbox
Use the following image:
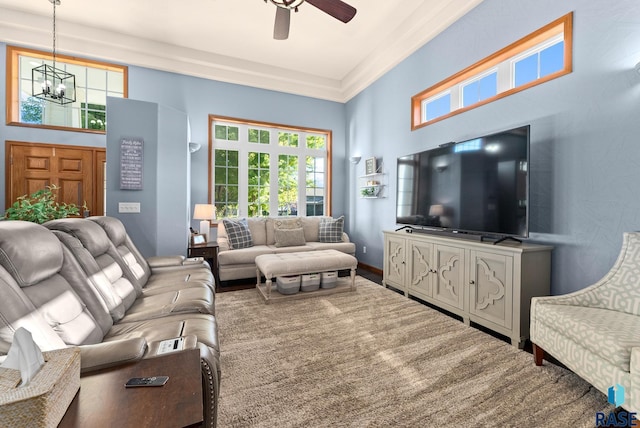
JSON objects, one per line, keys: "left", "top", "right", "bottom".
{"left": 255, "top": 249, "right": 358, "bottom": 303}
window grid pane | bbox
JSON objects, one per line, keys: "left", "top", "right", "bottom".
{"left": 540, "top": 41, "right": 564, "bottom": 77}
{"left": 278, "top": 154, "right": 298, "bottom": 216}
{"left": 247, "top": 151, "right": 270, "bottom": 217}
{"left": 425, "top": 93, "right": 451, "bottom": 121}
{"left": 306, "top": 135, "right": 326, "bottom": 150}
{"left": 514, "top": 54, "right": 539, "bottom": 87}
{"left": 305, "top": 156, "right": 324, "bottom": 216}
{"left": 278, "top": 132, "right": 299, "bottom": 147}
{"left": 214, "top": 149, "right": 239, "bottom": 218}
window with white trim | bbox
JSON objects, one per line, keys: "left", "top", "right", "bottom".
{"left": 209, "top": 116, "right": 331, "bottom": 219}
{"left": 411, "top": 13, "right": 572, "bottom": 130}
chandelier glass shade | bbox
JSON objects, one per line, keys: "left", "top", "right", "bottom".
{"left": 32, "top": 0, "right": 76, "bottom": 105}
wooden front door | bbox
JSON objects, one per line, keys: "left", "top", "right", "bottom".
{"left": 6, "top": 141, "right": 105, "bottom": 216}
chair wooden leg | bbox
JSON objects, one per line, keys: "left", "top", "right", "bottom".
{"left": 533, "top": 343, "right": 545, "bottom": 366}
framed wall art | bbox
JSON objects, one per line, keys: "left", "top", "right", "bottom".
{"left": 365, "top": 157, "right": 377, "bottom": 175}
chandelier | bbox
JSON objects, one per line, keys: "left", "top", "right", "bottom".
{"left": 32, "top": 0, "right": 76, "bottom": 105}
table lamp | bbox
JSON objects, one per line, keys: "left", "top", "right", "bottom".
{"left": 193, "top": 204, "right": 215, "bottom": 242}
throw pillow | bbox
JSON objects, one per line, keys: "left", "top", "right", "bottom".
{"left": 223, "top": 218, "right": 253, "bottom": 249}
{"left": 319, "top": 216, "right": 344, "bottom": 243}
{"left": 274, "top": 218, "right": 303, "bottom": 230}
{"left": 274, "top": 227, "right": 306, "bottom": 248}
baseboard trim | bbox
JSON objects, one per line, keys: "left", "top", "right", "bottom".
{"left": 358, "top": 262, "right": 382, "bottom": 276}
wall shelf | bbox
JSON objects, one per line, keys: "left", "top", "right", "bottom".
{"left": 358, "top": 171, "right": 386, "bottom": 199}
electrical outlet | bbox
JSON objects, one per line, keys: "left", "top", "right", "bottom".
{"left": 118, "top": 202, "right": 141, "bottom": 213}
{"left": 363, "top": 246, "right": 367, "bottom": 254}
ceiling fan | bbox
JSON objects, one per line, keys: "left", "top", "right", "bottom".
{"left": 265, "top": 0, "right": 357, "bottom": 40}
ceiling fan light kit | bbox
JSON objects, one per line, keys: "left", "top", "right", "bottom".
{"left": 266, "top": 0, "right": 356, "bottom": 40}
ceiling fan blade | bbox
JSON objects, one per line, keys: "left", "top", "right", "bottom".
{"left": 305, "top": 0, "right": 356, "bottom": 23}
{"left": 274, "top": 7, "right": 290, "bottom": 40}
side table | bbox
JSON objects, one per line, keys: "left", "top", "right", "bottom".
{"left": 188, "top": 241, "right": 219, "bottom": 291}
{"left": 59, "top": 349, "right": 203, "bottom": 428}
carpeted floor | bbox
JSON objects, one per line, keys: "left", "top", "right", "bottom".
{"left": 215, "top": 276, "right": 612, "bottom": 427}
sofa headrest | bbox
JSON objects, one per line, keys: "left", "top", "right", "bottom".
{"left": 88, "top": 216, "right": 127, "bottom": 246}
{"left": 45, "top": 218, "right": 111, "bottom": 257}
{"left": 0, "top": 221, "right": 63, "bottom": 287}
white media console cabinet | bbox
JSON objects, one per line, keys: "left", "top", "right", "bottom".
{"left": 383, "top": 230, "right": 553, "bottom": 348}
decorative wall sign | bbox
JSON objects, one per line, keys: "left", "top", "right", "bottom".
{"left": 120, "top": 138, "right": 144, "bottom": 190}
{"left": 365, "top": 157, "right": 377, "bottom": 175}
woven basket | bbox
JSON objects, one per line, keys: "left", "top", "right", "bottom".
{"left": 0, "top": 347, "right": 80, "bottom": 428}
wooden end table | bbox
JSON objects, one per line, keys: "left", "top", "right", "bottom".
{"left": 59, "top": 349, "right": 203, "bottom": 428}
{"left": 188, "top": 241, "right": 219, "bottom": 291}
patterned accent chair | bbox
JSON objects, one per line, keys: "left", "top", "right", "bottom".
{"left": 531, "top": 232, "right": 640, "bottom": 413}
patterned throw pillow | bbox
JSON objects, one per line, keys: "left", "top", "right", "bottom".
{"left": 318, "top": 216, "right": 344, "bottom": 243}
{"left": 223, "top": 218, "right": 253, "bottom": 249}
{"left": 274, "top": 228, "right": 306, "bottom": 247}
{"left": 274, "top": 218, "right": 303, "bottom": 230}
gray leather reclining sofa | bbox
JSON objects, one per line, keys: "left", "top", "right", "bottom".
{"left": 0, "top": 216, "right": 220, "bottom": 427}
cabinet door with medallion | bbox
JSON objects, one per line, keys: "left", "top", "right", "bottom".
{"left": 468, "top": 250, "right": 513, "bottom": 330}
{"left": 407, "top": 240, "right": 434, "bottom": 300}
{"left": 431, "top": 244, "right": 465, "bottom": 311}
{"left": 383, "top": 234, "right": 407, "bottom": 292}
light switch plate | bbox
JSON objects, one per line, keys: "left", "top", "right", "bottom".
{"left": 118, "top": 202, "right": 141, "bottom": 213}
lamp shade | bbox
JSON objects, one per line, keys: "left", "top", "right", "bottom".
{"left": 193, "top": 204, "right": 215, "bottom": 243}
{"left": 193, "top": 204, "right": 216, "bottom": 220}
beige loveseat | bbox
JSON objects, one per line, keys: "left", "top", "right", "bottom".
{"left": 217, "top": 216, "right": 356, "bottom": 282}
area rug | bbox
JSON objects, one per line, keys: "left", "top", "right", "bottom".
{"left": 215, "top": 276, "right": 612, "bottom": 427}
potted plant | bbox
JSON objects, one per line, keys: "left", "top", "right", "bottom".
{"left": 361, "top": 187, "right": 377, "bottom": 197}
{"left": 3, "top": 184, "right": 87, "bottom": 224}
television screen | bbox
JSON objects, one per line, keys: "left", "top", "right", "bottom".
{"left": 396, "top": 125, "right": 529, "bottom": 238}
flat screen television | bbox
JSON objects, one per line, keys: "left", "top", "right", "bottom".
{"left": 396, "top": 125, "right": 530, "bottom": 239}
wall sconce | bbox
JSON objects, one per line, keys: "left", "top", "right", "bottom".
{"left": 189, "top": 142, "right": 202, "bottom": 153}
{"left": 350, "top": 156, "right": 361, "bottom": 164}
{"left": 193, "top": 204, "right": 216, "bottom": 242}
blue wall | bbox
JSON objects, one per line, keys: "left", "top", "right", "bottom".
{"left": 345, "top": 0, "right": 640, "bottom": 294}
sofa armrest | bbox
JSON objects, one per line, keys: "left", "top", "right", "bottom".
{"left": 217, "top": 238, "right": 231, "bottom": 252}
{"left": 341, "top": 232, "right": 351, "bottom": 243}
{"left": 147, "top": 255, "right": 186, "bottom": 268}
{"left": 79, "top": 337, "right": 147, "bottom": 373}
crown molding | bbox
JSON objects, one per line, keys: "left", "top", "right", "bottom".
{"left": 0, "top": 1, "right": 483, "bottom": 103}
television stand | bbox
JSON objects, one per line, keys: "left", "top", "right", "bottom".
{"left": 382, "top": 230, "right": 553, "bottom": 348}
{"left": 491, "top": 236, "right": 523, "bottom": 245}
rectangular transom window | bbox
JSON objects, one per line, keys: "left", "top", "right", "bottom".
{"left": 6, "top": 46, "right": 128, "bottom": 133}
{"left": 209, "top": 116, "right": 332, "bottom": 219}
{"left": 411, "top": 12, "right": 572, "bottom": 130}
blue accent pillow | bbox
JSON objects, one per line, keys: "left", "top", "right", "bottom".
{"left": 223, "top": 218, "right": 253, "bottom": 249}
{"left": 319, "top": 216, "right": 344, "bottom": 243}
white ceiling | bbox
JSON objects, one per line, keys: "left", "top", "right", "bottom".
{"left": 0, "top": 0, "right": 483, "bottom": 102}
